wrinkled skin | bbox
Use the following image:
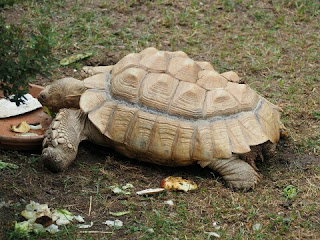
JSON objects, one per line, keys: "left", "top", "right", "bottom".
{"left": 38, "top": 67, "right": 280, "bottom": 190}
{"left": 38, "top": 78, "right": 87, "bottom": 112}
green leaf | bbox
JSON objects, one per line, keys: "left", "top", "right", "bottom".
{"left": 0, "top": 160, "right": 19, "bottom": 169}
{"left": 109, "top": 211, "right": 130, "bottom": 217}
{"left": 60, "top": 52, "right": 93, "bottom": 66}
{"left": 283, "top": 185, "right": 298, "bottom": 199}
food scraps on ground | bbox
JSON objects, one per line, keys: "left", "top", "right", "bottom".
{"left": 15, "top": 201, "right": 88, "bottom": 235}
{"left": 10, "top": 121, "right": 30, "bottom": 133}
{"left": 10, "top": 121, "right": 42, "bottom": 136}
{"left": 136, "top": 188, "right": 165, "bottom": 195}
{"left": 161, "top": 176, "right": 198, "bottom": 192}
{"left": 103, "top": 219, "right": 123, "bottom": 228}
{"left": 109, "top": 183, "right": 134, "bottom": 195}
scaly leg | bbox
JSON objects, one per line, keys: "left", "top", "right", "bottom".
{"left": 199, "top": 157, "right": 261, "bottom": 190}
{"left": 42, "top": 109, "right": 87, "bottom": 172}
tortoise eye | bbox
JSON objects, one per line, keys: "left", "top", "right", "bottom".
{"left": 39, "top": 93, "right": 46, "bottom": 100}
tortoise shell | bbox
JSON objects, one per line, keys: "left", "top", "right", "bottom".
{"left": 79, "top": 48, "right": 281, "bottom": 165}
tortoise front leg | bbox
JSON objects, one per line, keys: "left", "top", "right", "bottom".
{"left": 199, "top": 157, "right": 261, "bottom": 190}
{"left": 42, "top": 109, "right": 87, "bottom": 172}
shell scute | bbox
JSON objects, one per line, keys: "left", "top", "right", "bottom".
{"left": 111, "top": 67, "right": 147, "bottom": 103}
{"left": 127, "top": 111, "right": 156, "bottom": 153}
{"left": 140, "top": 51, "right": 168, "bottom": 72}
{"left": 172, "top": 121, "right": 194, "bottom": 164}
{"left": 197, "top": 70, "right": 228, "bottom": 90}
{"left": 106, "top": 105, "right": 137, "bottom": 143}
{"left": 225, "top": 82, "right": 259, "bottom": 111}
{"left": 112, "top": 53, "right": 140, "bottom": 76}
{"left": 168, "top": 57, "right": 202, "bottom": 83}
{"left": 169, "top": 81, "right": 206, "bottom": 118}
{"left": 147, "top": 116, "right": 179, "bottom": 161}
{"left": 204, "top": 89, "right": 239, "bottom": 117}
{"left": 140, "top": 73, "right": 179, "bottom": 111}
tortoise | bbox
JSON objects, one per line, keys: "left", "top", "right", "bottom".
{"left": 38, "top": 47, "right": 284, "bottom": 190}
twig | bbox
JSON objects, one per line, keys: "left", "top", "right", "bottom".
{"left": 88, "top": 196, "right": 92, "bottom": 216}
{"left": 79, "top": 231, "right": 112, "bottom": 234}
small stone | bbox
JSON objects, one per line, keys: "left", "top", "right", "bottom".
{"left": 164, "top": 200, "right": 174, "bottom": 206}
{"left": 51, "top": 130, "right": 58, "bottom": 139}
{"left": 57, "top": 138, "right": 66, "bottom": 144}
{"left": 146, "top": 228, "right": 154, "bottom": 233}
{"left": 67, "top": 143, "right": 73, "bottom": 149}
{"left": 58, "top": 133, "right": 65, "bottom": 137}
{"left": 253, "top": 223, "right": 261, "bottom": 231}
{"left": 52, "top": 139, "right": 58, "bottom": 148}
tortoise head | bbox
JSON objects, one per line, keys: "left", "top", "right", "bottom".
{"left": 38, "top": 78, "right": 87, "bottom": 112}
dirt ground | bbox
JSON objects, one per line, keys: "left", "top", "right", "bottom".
{"left": 0, "top": 0, "right": 319, "bottom": 239}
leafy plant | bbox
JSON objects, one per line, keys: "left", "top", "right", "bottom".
{"left": 0, "top": 17, "right": 54, "bottom": 105}
{"left": 283, "top": 185, "right": 298, "bottom": 199}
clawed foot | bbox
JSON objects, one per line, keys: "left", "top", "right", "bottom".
{"left": 81, "top": 65, "right": 114, "bottom": 78}
{"left": 42, "top": 109, "right": 84, "bottom": 172}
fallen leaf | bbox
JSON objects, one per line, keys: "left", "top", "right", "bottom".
{"left": 60, "top": 52, "right": 93, "bottom": 66}
{"left": 109, "top": 211, "right": 130, "bottom": 217}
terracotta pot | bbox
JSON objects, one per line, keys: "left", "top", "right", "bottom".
{"left": 0, "top": 84, "right": 52, "bottom": 151}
